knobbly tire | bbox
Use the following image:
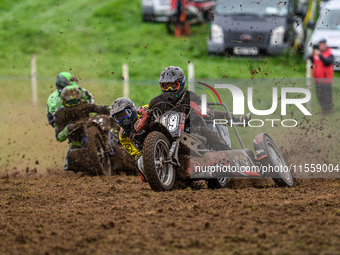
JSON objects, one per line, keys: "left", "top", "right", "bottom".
{"left": 207, "top": 177, "right": 229, "bottom": 189}
{"left": 87, "top": 126, "right": 111, "bottom": 176}
{"left": 256, "top": 134, "right": 293, "bottom": 187}
{"left": 143, "top": 131, "right": 176, "bottom": 192}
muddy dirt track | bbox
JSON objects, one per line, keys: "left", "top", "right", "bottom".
{"left": 0, "top": 172, "right": 340, "bottom": 255}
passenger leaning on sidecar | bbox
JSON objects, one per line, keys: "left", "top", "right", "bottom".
{"left": 110, "top": 97, "right": 149, "bottom": 181}
{"left": 54, "top": 86, "right": 109, "bottom": 170}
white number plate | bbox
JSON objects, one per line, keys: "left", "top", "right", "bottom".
{"left": 233, "top": 47, "right": 259, "bottom": 55}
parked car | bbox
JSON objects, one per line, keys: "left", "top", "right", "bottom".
{"left": 304, "top": 0, "right": 340, "bottom": 71}
{"left": 207, "top": 0, "right": 303, "bottom": 56}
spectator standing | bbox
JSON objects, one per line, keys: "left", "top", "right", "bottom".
{"left": 170, "top": 0, "right": 190, "bottom": 37}
{"left": 312, "top": 39, "right": 334, "bottom": 114}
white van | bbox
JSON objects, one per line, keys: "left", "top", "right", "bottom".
{"left": 304, "top": 0, "right": 340, "bottom": 70}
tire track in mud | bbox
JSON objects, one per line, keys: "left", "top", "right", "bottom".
{"left": 0, "top": 171, "right": 340, "bottom": 255}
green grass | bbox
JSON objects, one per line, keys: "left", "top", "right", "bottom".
{"left": 0, "top": 0, "right": 329, "bottom": 82}
{"left": 2, "top": 0, "right": 338, "bottom": 107}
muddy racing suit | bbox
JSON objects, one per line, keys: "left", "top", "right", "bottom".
{"left": 54, "top": 101, "right": 109, "bottom": 169}
{"left": 54, "top": 101, "right": 109, "bottom": 144}
{"left": 47, "top": 85, "right": 94, "bottom": 127}
{"left": 117, "top": 106, "right": 150, "bottom": 181}
{"left": 149, "top": 90, "right": 229, "bottom": 151}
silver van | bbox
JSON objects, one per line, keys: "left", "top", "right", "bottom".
{"left": 207, "top": 0, "right": 303, "bottom": 55}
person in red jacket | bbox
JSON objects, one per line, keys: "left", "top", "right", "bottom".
{"left": 170, "top": 0, "right": 190, "bottom": 37}
{"left": 312, "top": 39, "right": 334, "bottom": 114}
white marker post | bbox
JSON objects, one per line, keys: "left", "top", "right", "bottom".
{"left": 123, "top": 64, "right": 129, "bottom": 98}
{"left": 306, "top": 59, "right": 312, "bottom": 112}
{"left": 31, "top": 54, "right": 38, "bottom": 107}
{"left": 188, "top": 62, "right": 195, "bottom": 92}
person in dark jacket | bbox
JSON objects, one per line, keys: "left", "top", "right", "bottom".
{"left": 110, "top": 97, "right": 149, "bottom": 181}
{"left": 311, "top": 39, "right": 334, "bottom": 114}
{"left": 149, "top": 66, "right": 250, "bottom": 150}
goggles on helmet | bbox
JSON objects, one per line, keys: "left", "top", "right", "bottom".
{"left": 160, "top": 82, "right": 181, "bottom": 92}
{"left": 114, "top": 109, "right": 132, "bottom": 123}
{"left": 65, "top": 99, "right": 81, "bottom": 107}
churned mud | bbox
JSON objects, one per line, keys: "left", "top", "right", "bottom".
{"left": 0, "top": 170, "right": 339, "bottom": 255}
{"left": 0, "top": 108, "right": 339, "bottom": 254}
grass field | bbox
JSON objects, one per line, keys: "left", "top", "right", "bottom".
{"left": 1, "top": 0, "right": 339, "bottom": 103}
{"left": 0, "top": 0, "right": 334, "bottom": 81}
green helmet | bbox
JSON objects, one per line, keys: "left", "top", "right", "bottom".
{"left": 61, "top": 86, "right": 82, "bottom": 107}
{"left": 56, "top": 72, "right": 79, "bottom": 92}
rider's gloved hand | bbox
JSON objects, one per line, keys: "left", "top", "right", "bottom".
{"left": 146, "top": 108, "right": 153, "bottom": 117}
{"left": 57, "top": 126, "right": 70, "bottom": 142}
{"left": 232, "top": 113, "right": 251, "bottom": 127}
{"left": 104, "top": 105, "right": 111, "bottom": 113}
{"left": 134, "top": 107, "right": 149, "bottom": 132}
{"left": 66, "top": 123, "right": 77, "bottom": 132}
{"left": 243, "top": 113, "right": 251, "bottom": 123}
